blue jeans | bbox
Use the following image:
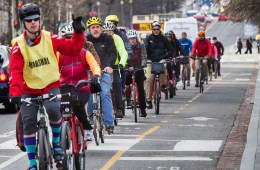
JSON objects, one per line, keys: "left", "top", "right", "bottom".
{"left": 88, "top": 73, "right": 114, "bottom": 127}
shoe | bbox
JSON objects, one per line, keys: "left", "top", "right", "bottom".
{"left": 140, "top": 109, "right": 147, "bottom": 117}
{"left": 105, "top": 125, "right": 114, "bottom": 134}
{"left": 84, "top": 130, "right": 93, "bottom": 141}
{"left": 53, "top": 148, "right": 64, "bottom": 162}
{"left": 115, "top": 109, "right": 123, "bottom": 119}
{"left": 27, "top": 166, "right": 37, "bottom": 170}
{"left": 126, "top": 100, "right": 132, "bottom": 109}
{"left": 146, "top": 101, "right": 153, "bottom": 109}
{"left": 88, "top": 115, "right": 94, "bottom": 125}
{"left": 56, "top": 162, "right": 63, "bottom": 170}
{"left": 192, "top": 73, "right": 195, "bottom": 77}
{"left": 161, "top": 85, "right": 166, "bottom": 93}
{"left": 195, "top": 81, "right": 199, "bottom": 87}
{"left": 176, "top": 75, "right": 180, "bottom": 82}
{"left": 187, "top": 81, "right": 190, "bottom": 86}
{"left": 218, "top": 72, "right": 221, "bottom": 76}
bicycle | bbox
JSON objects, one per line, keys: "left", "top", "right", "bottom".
{"left": 148, "top": 60, "right": 165, "bottom": 115}
{"left": 77, "top": 79, "right": 106, "bottom": 145}
{"left": 179, "top": 56, "right": 190, "bottom": 90}
{"left": 21, "top": 93, "right": 69, "bottom": 170}
{"left": 163, "top": 59, "right": 175, "bottom": 99}
{"left": 197, "top": 57, "right": 207, "bottom": 93}
{"left": 60, "top": 83, "right": 88, "bottom": 170}
{"left": 125, "top": 67, "right": 143, "bottom": 123}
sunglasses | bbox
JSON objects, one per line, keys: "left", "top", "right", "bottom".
{"left": 25, "top": 18, "right": 40, "bottom": 23}
{"left": 152, "top": 28, "right": 160, "bottom": 31}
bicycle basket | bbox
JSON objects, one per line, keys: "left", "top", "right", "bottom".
{"left": 151, "top": 62, "right": 164, "bottom": 74}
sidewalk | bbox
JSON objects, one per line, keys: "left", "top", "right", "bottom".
{"left": 240, "top": 54, "right": 260, "bottom": 170}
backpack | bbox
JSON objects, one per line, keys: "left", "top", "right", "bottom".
{"left": 58, "top": 49, "right": 88, "bottom": 71}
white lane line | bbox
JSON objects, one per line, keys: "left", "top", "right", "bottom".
{"left": 118, "top": 122, "right": 145, "bottom": 126}
{"left": 235, "top": 78, "right": 250, "bottom": 81}
{"left": 88, "top": 139, "right": 139, "bottom": 151}
{"left": 109, "top": 134, "right": 139, "bottom": 137}
{"left": 0, "top": 139, "right": 18, "bottom": 150}
{"left": 246, "top": 59, "right": 256, "bottom": 62}
{"left": 119, "top": 156, "right": 212, "bottom": 161}
{"left": 187, "top": 117, "right": 216, "bottom": 121}
{"left": 173, "top": 140, "right": 222, "bottom": 151}
{"left": 0, "top": 155, "right": 12, "bottom": 158}
{"left": 0, "top": 152, "right": 26, "bottom": 169}
{"left": 0, "top": 131, "right": 16, "bottom": 138}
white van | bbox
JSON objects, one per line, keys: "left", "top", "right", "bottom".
{"left": 164, "top": 17, "right": 198, "bottom": 42}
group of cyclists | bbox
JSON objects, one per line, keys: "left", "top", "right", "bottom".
{"left": 8, "top": 3, "right": 224, "bottom": 170}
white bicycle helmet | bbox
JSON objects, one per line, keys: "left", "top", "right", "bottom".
{"left": 60, "top": 24, "right": 73, "bottom": 37}
{"left": 127, "top": 30, "right": 138, "bottom": 39}
{"left": 102, "top": 22, "right": 116, "bottom": 31}
{"left": 140, "top": 33, "right": 147, "bottom": 40}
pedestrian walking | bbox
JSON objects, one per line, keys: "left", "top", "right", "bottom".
{"left": 235, "top": 37, "right": 243, "bottom": 54}
{"left": 244, "top": 38, "right": 252, "bottom": 54}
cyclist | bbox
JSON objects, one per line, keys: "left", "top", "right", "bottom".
{"left": 207, "top": 38, "right": 218, "bottom": 75}
{"left": 178, "top": 32, "right": 192, "bottom": 86}
{"left": 105, "top": 15, "right": 133, "bottom": 102}
{"left": 86, "top": 17, "right": 117, "bottom": 133}
{"left": 165, "top": 31, "right": 183, "bottom": 82}
{"left": 102, "top": 22, "right": 128, "bottom": 119}
{"left": 10, "top": 3, "right": 85, "bottom": 170}
{"left": 145, "top": 21, "right": 173, "bottom": 109}
{"left": 126, "top": 29, "right": 147, "bottom": 117}
{"left": 140, "top": 33, "right": 147, "bottom": 44}
{"left": 58, "top": 23, "right": 101, "bottom": 141}
{"left": 191, "top": 31, "right": 212, "bottom": 87}
{"left": 212, "top": 37, "right": 224, "bottom": 76}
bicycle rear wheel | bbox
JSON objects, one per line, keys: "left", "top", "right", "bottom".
{"left": 75, "top": 124, "right": 86, "bottom": 170}
{"left": 38, "top": 128, "right": 53, "bottom": 170}
{"left": 61, "top": 121, "right": 75, "bottom": 170}
{"left": 132, "top": 85, "right": 138, "bottom": 123}
{"left": 214, "top": 62, "right": 218, "bottom": 79}
{"left": 155, "top": 81, "right": 160, "bottom": 115}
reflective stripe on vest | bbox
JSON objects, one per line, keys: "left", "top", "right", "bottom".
{"left": 14, "top": 30, "right": 60, "bottom": 89}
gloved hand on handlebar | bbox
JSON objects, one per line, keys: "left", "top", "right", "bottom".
{"left": 91, "top": 74, "right": 99, "bottom": 84}
{"left": 10, "top": 96, "right": 21, "bottom": 106}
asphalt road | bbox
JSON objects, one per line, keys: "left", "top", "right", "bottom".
{"left": 0, "top": 21, "right": 257, "bottom": 170}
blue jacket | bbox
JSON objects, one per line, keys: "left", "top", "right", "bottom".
{"left": 178, "top": 38, "right": 193, "bottom": 56}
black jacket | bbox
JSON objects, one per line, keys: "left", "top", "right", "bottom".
{"left": 145, "top": 33, "right": 173, "bottom": 62}
{"left": 171, "top": 39, "right": 183, "bottom": 58}
{"left": 87, "top": 33, "right": 117, "bottom": 69}
{"left": 237, "top": 39, "right": 243, "bottom": 49}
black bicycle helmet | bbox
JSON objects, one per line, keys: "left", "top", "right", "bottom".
{"left": 19, "top": 3, "right": 40, "bottom": 21}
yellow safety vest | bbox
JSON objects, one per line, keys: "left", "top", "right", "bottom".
{"left": 12, "top": 30, "right": 60, "bottom": 89}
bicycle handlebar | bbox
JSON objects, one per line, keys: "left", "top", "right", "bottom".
{"left": 75, "top": 80, "right": 91, "bottom": 90}
{"left": 21, "top": 93, "right": 71, "bottom": 104}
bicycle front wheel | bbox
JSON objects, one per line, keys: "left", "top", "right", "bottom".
{"left": 75, "top": 124, "right": 86, "bottom": 170}
{"left": 133, "top": 85, "right": 138, "bottom": 123}
{"left": 38, "top": 128, "right": 52, "bottom": 170}
{"left": 183, "top": 67, "right": 187, "bottom": 90}
{"left": 155, "top": 81, "right": 160, "bottom": 115}
{"left": 93, "top": 116, "right": 99, "bottom": 146}
{"left": 61, "top": 121, "right": 75, "bottom": 170}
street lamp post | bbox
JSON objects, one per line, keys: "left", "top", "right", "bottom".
{"left": 129, "top": 0, "right": 133, "bottom": 28}
{"left": 120, "top": 0, "right": 124, "bottom": 26}
{"left": 96, "top": 1, "right": 101, "bottom": 18}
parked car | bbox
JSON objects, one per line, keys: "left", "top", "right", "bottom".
{"left": 0, "top": 45, "right": 18, "bottom": 113}
{"left": 218, "top": 14, "right": 228, "bottom": 21}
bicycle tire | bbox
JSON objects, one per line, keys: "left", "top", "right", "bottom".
{"left": 38, "top": 128, "right": 52, "bottom": 170}
{"left": 183, "top": 67, "right": 187, "bottom": 90}
{"left": 169, "top": 84, "right": 174, "bottom": 98}
{"left": 93, "top": 116, "right": 99, "bottom": 146}
{"left": 214, "top": 62, "right": 218, "bottom": 79}
{"left": 133, "top": 85, "right": 137, "bottom": 123}
{"left": 75, "top": 124, "right": 86, "bottom": 170}
{"left": 173, "top": 79, "right": 176, "bottom": 96}
{"left": 99, "top": 113, "right": 105, "bottom": 143}
{"left": 61, "top": 121, "right": 75, "bottom": 170}
{"left": 155, "top": 81, "right": 160, "bottom": 115}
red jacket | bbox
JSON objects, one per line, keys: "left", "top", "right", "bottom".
{"left": 10, "top": 30, "right": 85, "bottom": 96}
{"left": 191, "top": 38, "right": 212, "bottom": 57}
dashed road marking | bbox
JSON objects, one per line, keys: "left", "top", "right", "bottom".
{"left": 119, "top": 156, "right": 213, "bottom": 161}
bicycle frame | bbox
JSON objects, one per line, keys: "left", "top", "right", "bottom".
{"left": 152, "top": 73, "right": 161, "bottom": 102}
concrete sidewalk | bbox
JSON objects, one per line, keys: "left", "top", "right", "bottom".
{"left": 240, "top": 54, "right": 260, "bottom": 170}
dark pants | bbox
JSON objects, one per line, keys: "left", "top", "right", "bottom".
{"left": 125, "top": 70, "right": 146, "bottom": 110}
{"left": 245, "top": 48, "right": 252, "bottom": 54}
{"left": 172, "top": 60, "right": 180, "bottom": 77}
{"left": 217, "top": 56, "right": 221, "bottom": 74}
{"left": 73, "top": 92, "right": 92, "bottom": 130}
{"left": 112, "top": 70, "right": 123, "bottom": 110}
{"left": 236, "top": 48, "right": 242, "bottom": 54}
{"left": 120, "top": 67, "right": 126, "bottom": 90}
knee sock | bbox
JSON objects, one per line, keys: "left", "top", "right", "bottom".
{"left": 50, "top": 120, "right": 62, "bottom": 151}
{"left": 24, "top": 136, "right": 37, "bottom": 168}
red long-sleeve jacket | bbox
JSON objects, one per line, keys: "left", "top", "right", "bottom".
{"left": 191, "top": 38, "right": 212, "bottom": 58}
{"left": 10, "top": 30, "right": 85, "bottom": 96}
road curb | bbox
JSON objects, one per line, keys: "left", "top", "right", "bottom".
{"left": 240, "top": 55, "right": 260, "bottom": 170}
